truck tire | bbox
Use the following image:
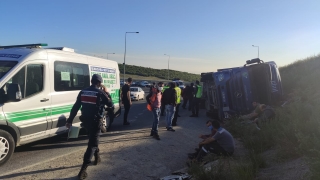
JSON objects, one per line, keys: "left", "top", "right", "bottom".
{"left": 0, "top": 130, "right": 15, "bottom": 166}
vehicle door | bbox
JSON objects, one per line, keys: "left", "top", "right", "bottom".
{"left": 2, "top": 61, "right": 51, "bottom": 143}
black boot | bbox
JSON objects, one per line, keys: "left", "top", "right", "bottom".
{"left": 93, "top": 152, "right": 101, "bottom": 165}
{"left": 153, "top": 133, "right": 160, "bottom": 140}
{"left": 78, "top": 164, "right": 88, "bottom": 180}
{"left": 150, "top": 131, "right": 154, "bottom": 136}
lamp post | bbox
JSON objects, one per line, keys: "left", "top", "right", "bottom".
{"left": 107, "top": 53, "right": 115, "bottom": 59}
{"left": 252, "top": 45, "right": 259, "bottom": 58}
{"left": 123, "top": 32, "right": 139, "bottom": 83}
{"left": 164, "top": 54, "right": 170, "bottom": 80}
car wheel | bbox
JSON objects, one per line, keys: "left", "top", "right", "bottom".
{"left": 102, "top": 114, "right": 111, "bottom": 132}
{"left": 0, "top": 130, "right": 15, "bottom": 166}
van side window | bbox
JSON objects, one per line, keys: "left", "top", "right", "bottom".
{"left": 2, "top": 64, "right": 44, "bottom": 99}
{"left": 54, "top": 61, "right": 89, "bottom": 91}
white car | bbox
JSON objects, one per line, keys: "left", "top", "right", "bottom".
{"left": 130, "top": 87, "right": 145, "bottom": 101}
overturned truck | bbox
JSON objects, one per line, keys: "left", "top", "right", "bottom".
{"left": 201, "top": 58, "right": 283, "bottom": 120}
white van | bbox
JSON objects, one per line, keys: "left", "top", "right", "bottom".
{"left": 0, "top": 44, "right": 121, "bottom": 166}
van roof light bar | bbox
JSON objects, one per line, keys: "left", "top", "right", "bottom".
{"left": 0, "top": 43, "right": 48, "bottom": 49}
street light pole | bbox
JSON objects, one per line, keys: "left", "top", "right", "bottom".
{"left": 107, "top": 53, "right": 115, "bottom": 59}
{"left": 252, "top": 45, "right": 259, "bottom": 58}
{"left": 164, "top": 54, "right": 170, "bottom": 80}
{"left": 123, "top": 32, "right": 139, "bottom": 83}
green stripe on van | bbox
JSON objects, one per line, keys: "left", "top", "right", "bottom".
{"left": 6, "top": 96, "right": 120, "bottom": 123}
{"left": 6, "top": 105, "right": 73, "bottom": 123}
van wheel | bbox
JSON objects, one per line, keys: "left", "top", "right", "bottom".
{"left": 102, "top": 114, "right": 111, "bottom": 132}
{"left": 0, "top": 130, "right": 15, "bottom": 166}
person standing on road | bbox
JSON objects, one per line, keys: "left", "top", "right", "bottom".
{"left": 172, "top": 82, "right": 182, "bottom": 126}
{"left": 188, "top": 83, "right": 195, "bottom": 111}
{"left": 190, "top": 80, "right": 202, "bottom": 117}
{"left": 146, "top": 82, "right": 164, "bottom": 140}
{"left": 121, "top": 77, "right": 133, "bottom": 125}
{"left": 162, "top": 82, "right": 177, "bottom": 131}
{"left": 182, "top": 85, "right": 190, "bottom": 109}
{"left": 160, "top": 83, "right": 170, "bottom": 116}
{"left": 65, "top": 74, "right": 114, "bottom": 180}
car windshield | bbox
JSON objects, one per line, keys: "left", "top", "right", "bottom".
{"left": 0, "top": 61, "right": 18, "bottom": 79}
{"left": 130, "top": 88, "right": 138, "bottom": 92}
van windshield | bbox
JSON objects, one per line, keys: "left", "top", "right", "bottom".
{"left": 0, "top": 61, "right": 18, "bottom": 79}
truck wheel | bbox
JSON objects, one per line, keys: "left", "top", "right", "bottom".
{"left": 0, "top": 130, "right": 15, "bottom": 166}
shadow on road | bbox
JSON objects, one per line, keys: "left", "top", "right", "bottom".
{"left": 0, "top": 165, "right": 81, "bottom": 179}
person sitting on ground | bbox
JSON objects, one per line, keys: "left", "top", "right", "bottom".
{"left": 188, "top": 120, "right": 217, "bottom": 158}
{"left": 240, "top": 101, "right": 265, "bottom": 120}
{"left": 193, "top": 120, "right": 235, "bottom": 162}
{"left": 252, "top": 104, "right": 275, "bottom": 130}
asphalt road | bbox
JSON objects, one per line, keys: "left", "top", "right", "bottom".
{"left": 0, "top": 88, "right": 151, "bottom": 175}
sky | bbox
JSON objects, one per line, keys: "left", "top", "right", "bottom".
{"left": 1, "top": 0, "right": 320, "bottom": 74}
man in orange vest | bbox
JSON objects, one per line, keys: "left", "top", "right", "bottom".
{"left": 146, "top": 82, "right": 164, "bottom": 140}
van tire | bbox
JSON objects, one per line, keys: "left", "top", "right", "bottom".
{"left": 102, "top": 114, "right": 111, "bottom": 132}
{"left": 0, "top": 130, "right": 15, "bottom": 166}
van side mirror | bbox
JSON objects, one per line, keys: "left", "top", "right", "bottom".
{"left": 7, "top": 83, "right": 22, "bottom": 102}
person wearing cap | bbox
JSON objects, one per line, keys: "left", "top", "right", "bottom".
{"left": 65, "top": 74, "right": 114, "bottom": 180}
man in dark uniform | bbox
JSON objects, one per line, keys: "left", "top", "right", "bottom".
{"left": 65, "top": 74, "right": 113, "bottom": 180}
{"left": 121, "top": 77, "right": 133, "bottom": 125}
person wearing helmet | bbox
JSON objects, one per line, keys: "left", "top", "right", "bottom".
{"left": 65, "top": 74, "right": 114, "bottom": 180}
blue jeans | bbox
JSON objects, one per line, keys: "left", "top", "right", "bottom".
{"left": 151, "top": 107, "right": 161, "bottom": 133}
{"left": 165, "top": 105, "right": 176, "bottom": 128}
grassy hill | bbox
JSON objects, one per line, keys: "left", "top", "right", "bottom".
{"left": 118, "top": 64, "right": 200, "bottom": 82}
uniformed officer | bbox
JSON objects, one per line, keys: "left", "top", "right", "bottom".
{"left": 65, "top": 74, "right": 113, "bottom": 180}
